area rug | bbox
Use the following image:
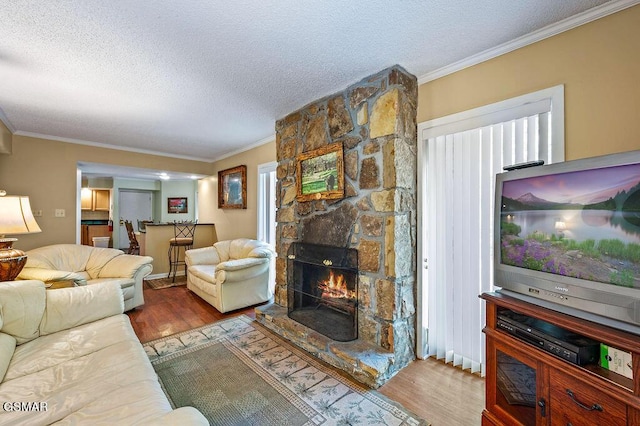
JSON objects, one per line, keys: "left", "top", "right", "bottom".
{"left": 143, "top": 316, "right": 428, "bottom": 425}
{"left": 145, "top": 275, "right": 187, "bottom": 289}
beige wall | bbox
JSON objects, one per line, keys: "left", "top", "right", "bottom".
{"left": 417, "top": 5, "right": 640, "bottom": 160}
{"left": 198, "top": 141, "right": 276, "bottom": 241}
{"left": 0, "top": 134, "right": 212, "bottom": 250}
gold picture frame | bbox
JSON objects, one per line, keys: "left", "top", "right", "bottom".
{"left": 218, "top": 165, "right": 247, "bottom": 209}
{"left": 296, "top": 142, "right": 344, "bottom": 202}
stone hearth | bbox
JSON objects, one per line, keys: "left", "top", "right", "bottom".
{"left": 256, "top": 65, "right": 417, "bottom": 388}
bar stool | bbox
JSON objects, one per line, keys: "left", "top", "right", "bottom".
{"left": 167, "top": 220, "right": 196, "bottom": 282}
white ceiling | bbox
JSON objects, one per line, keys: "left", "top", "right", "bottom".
{"left": 0, "top": 0, "right": 631, "bottom": 164}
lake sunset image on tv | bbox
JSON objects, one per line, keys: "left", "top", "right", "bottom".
{"left": 500, "top": 163, "right": 640, "bottom": 289}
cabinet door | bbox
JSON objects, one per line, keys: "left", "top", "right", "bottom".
{"left": 81, "top": 190, "right": 93, "bottom": 210}
{"left": 93, "top": 190, "right": 110, "bottom": 211}
{"left": 549, "top": 369, "right": 626, "bottom": 425}
{"left": 81, "top": 225, "right": 89, "bottom": 245}
{"left": 486, "top": 339, "right": 546, "bottom": 426}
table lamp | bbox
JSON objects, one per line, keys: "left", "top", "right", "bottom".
{"left": 0, "top": 191, "right": 42, "bottom": 282}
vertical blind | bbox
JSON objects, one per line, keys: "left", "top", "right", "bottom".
{"left": 425, "top": 110, "right": 558, "bottom": 376}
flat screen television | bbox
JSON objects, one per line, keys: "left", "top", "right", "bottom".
{"left": 494, "top": 150, "right": 640, "bottom": 334}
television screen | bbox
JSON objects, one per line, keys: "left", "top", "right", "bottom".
{"left": 500, "top": 162, "right": 640, "bottom": 290}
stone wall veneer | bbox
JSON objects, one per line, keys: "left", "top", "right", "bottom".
{"left": 256, "top": 65, "right": 417, "bottom": 387}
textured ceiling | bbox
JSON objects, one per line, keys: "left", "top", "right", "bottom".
{"left": 0, "top": 0, "right": 621, "bottom": 162}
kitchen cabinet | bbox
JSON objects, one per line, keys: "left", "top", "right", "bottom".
{"left": 481, "top": 292, "right": 640, "bottom": 425}
{"left": 81, "top": 189, "right": 110, "bottom": 211}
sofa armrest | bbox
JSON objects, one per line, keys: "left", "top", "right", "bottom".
{"left": 248, "top": 245, "right": 274, "bottom": 258}
{"left": 138, "top": 407, "right": 208, "bottom": 425}
{"left": 39, "top": 282, "right": 124, "bottom": 336}
{"left": 99, "top": 254, "right": 153, "bottom": 279}
{"left": 216, "top": 257, "right": 268, "bottom": 272}
{"left": 185, "top": 246, "right": 221, "bottom": 266}
{"left": 215, "top": 258, "right": 270, "bottom": 284}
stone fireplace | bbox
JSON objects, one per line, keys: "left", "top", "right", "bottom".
{"left": 256, "top": 65, "right": 417, "bottom": 388}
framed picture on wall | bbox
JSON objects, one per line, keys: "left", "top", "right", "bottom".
{"left": 167, "top": 197, "right": 188, "bottom": 214}
{"left": 296, "top": 142, "right": 344, "bottom": 202}
{"left": 218, "top": 165, "right": 247, "bottom": 209}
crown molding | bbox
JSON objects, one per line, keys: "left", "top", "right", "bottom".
{"left": 417, "top": 0, "right": 640, "bottom": 85}
{"left": 212, "top": 134, "right": 276, "bottom": 163}
{"left": 0, "top": 107, "right": 16, "bottom": 133}
{"left": 12, "top": 131, "right": 213, "bottom": 163}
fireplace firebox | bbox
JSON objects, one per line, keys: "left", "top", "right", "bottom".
{"left": 287, "top": 242, "right": 358, "bottom": 342}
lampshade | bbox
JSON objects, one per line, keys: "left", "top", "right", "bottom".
{"left": 0, "top": 193, "right": 41, "bottom": 282}
{"left": 0, "top": 195, "right": 42, "bottom": 235}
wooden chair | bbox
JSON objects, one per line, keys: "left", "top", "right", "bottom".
{"left": 124, "top": 220, "right": 140, "bottom": 255}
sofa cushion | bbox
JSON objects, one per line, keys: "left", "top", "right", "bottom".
{"left": 0, "top": 280, "right": 46, "bottom": 344}
{"left": 39, "top": 282, "right": 124, "bottom": 336}
{"left": 5, "top": 315, "right": 136, "bottom": 381}
{"left": 0, "top": 333, "right": 16, "bottom": 382}
{"left": 0, "top": 335, "right": 172, "bottom": 425}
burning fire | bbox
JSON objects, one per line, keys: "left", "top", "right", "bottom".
{"left": 319, "top": 270, "right": 355, "bottom": 300}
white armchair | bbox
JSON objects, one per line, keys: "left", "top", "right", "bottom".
{"left": 185, "top": 238, "right": 274, "bottom": 313}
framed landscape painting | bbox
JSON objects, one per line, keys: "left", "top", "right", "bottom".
{"left": 167, "top": 197, "right": 188, "bottom": 214}
{"left": 296, "top": 142, "right": 344, "bottom": 202}
{"left": 218, "top": 165, "right": 247, "bottom": 209}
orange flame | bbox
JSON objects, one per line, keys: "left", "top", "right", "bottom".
{"left": 319, "top": 270, "right": 355, "bottom": 300}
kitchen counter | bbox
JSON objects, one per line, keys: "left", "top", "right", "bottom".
{"left": 137, "top": 223, "right": 217, "bottom": 278}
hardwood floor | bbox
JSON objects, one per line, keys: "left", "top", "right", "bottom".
{"left": 127, "top": 282, "right": 485, "bottom": 425}
{"left": 127, "top": 281, "right": 256, "bottom": 342}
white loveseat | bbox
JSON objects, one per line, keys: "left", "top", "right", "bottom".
{"left": 185, "top": 239, "right": 274, "bottom": 313}
{"left": 0, "top": 280, "right": 207, "bottom": 425}
{"left": 17, "top": 244, "right": 153, "bottom": 311}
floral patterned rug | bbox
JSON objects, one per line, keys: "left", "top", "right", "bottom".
{"left": 143, "top": 316, "right": 428, "bottom": 425}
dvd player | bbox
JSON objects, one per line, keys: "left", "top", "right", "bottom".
{"left": 497, "top": 310, "right": 599, "bottom": 366}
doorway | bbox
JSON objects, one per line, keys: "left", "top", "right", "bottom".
{"left": 119, "top": 190, "right": 153, "bottom": 250}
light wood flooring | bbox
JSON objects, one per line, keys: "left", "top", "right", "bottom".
{"left": 127, "top": 281, "right": 485, "bottom": 425}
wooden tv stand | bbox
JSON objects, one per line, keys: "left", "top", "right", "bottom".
{"left": 481, "top": 292, "right": 640, "bottom": 425}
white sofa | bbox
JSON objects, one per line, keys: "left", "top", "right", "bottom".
{"left": 185, "top": 239, "right": 274, "bottom": 313}
{"left": 17, "top": 244, "right": 153, "bottom": 311}
{"left": 0, "top": 280, "right": 207, "bottom": 425}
